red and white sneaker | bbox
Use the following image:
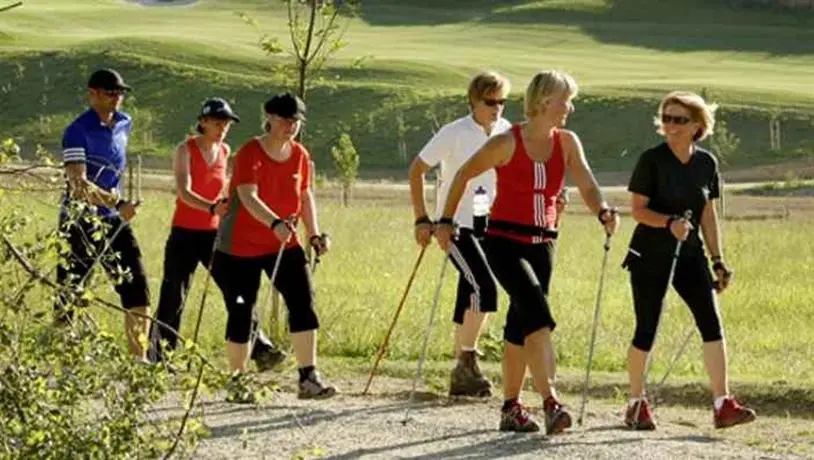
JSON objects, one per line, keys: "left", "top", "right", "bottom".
{"left": 714, "top": 397, "right": 756, "bottom": 429}
{"left": 625, "top": 398, "right": 656, "bottom": 430}
{"left": 543, "top": 396, "right": 572, "bottom": 435}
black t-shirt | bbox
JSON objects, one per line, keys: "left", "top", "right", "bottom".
{"left": 626, "top": 142, "right": 720, "bottom": 263}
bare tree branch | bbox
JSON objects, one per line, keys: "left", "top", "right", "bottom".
{"left": 0, "top": 234, "right": 217, "bottom": 370}
{"left": 306, "top": 6, "right": 341, "bottom": 67}
{"left": 0, "top": 1, "right": 22, "bottom": 13}
{"left": 288, "top": 0, "right": 303, "bottom": 59}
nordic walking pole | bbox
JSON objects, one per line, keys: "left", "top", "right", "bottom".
{"left": 246, "top": 237, "right": 288, "bottom": 369}
{"left": 403, "top": 257, "right": 449, "bottom": 424}
{"left": 654, "top": 325, "right": 694, "bottom": 393}
{"left": 655, "top": 255, "right": 726, "bottom": 392}
{"left": 634, "top": 209, "right": 692, "bottom": 423}
{"left": 136, "top": 154, "right": 143, "bottom": 205}
{"left": 180, "top": 230, "right": 224, "bottom": 370}
{"left": 578, "top": 231, "right": 612, "bottom": 426}
{"left": 362, "top": 245, "right": 428, "bottom": 395}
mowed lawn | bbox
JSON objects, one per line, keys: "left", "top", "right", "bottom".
{"left": 2, "top": 0, "right": 814, "bottom": 106}
{"left": 5, "top": 187, "right": 814, "bottom": 385}
{"left": 1, "top": 0, "right": 814, "bottom": 174}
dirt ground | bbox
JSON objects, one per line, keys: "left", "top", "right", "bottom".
{"left": 151, "top": 376, "right": 813, "bottom": 459}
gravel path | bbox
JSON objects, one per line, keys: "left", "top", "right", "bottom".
{"left": 153, "top": 377, "right": 807, "bottom": 459}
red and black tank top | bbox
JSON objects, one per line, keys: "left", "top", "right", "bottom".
{"left": 171, "top": 137, "right": 229, "bottom": 230}
{"left": 487, "top": 124, "right": 566, "bottom": 244}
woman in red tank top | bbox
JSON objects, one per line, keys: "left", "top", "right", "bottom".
{"left": 150, "top": 98, "right": 283, "bottom": 371}
{"left": 434, "top": 70, "right": 620, "bottom": 434}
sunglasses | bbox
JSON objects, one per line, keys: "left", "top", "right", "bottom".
{"left": 102, "top": 89, "right": 127, "bottom": 98}
{"left": 482, "top": 98, "right": 507, "bottom": 107}
{"left": 661, "top": 114, "right": 691, "bottom": 125}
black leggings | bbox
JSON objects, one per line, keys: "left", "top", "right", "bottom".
{"left": 482, "top": 236, "right": 556, "bottom": 346}
{"left": 624, "top": 249, "right": 723, "bottom": 352}
{"left": 213, "top": 246, "right": 318, "bottom": 344}
{"left": 449, "top": 229, "right": 498, "bottom": 325}
{"left": 150, "top": 227, "right": 275, "bottom": 360}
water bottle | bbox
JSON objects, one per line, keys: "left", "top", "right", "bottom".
{"left": 472, "top": 186, "right": 490, "bottom": 238}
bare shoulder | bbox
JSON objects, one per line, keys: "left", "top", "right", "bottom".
{"left": 558, "top": 129, "right": 582, "bottom": 149}
{"left": 174, "top": 140, "right": 189, "bottom": 155}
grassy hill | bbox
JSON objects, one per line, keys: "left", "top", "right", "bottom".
{"left": 1, "top": 0, "right": 814, "bottom": 179}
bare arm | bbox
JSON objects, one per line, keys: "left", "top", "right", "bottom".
{"left": 65, "top": 162, "right": 120, "bottom": 207}
{"left": 172, "top": 143, "right": 218, "bottom": 212}
{"left": 700, "top": 199, "right": 722, "bottom": 259}
{"left": 300, "top": 188, "right": 319, "bottom": 238}
{"left": 561, "top": 131, "right": 609, "bottom": 215}
{"left": 408, "top": 157, "right": 433, "bottom": 220}
{"left": 630, "top": 193, "right": 671, "bottom": 228}
{"left": 236, "top": 183, "right": 282, "bottom": 228}
{"left": 440, "top": 134, "right": 513, "bottom": 220}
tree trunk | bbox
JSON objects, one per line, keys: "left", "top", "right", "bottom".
{"left": 342, "top": 184, "right": 350, "bottom": 207}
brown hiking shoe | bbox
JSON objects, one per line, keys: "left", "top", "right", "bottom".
{"left": 499, "top": 400, "right": 540, "bottom": 432}
{"left": 543, "top": 396, "right": 572, "bottom": 435}
{"left": 449, "top": 350, "right": 492, "bottom": 397}
{"left": 625, "top": 398, "right": 656, "bottom": 430}
{"left": 298, "top": 369, "right": 338, "bottom": 400}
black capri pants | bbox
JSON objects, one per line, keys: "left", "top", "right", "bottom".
{"left": 449, "top": 228, "right": 498, "bottom": 325}
{"left": 55, "top": 214, "right": 150, "bottom": 320}
{"left": 482, "top": 235, "right": 557, "bottom": 346}
{"left": 623, "top": 248, "right": 723, "bottom": 352}
{"left": 149, "top": 227, "right": 278, "bottom": 361}
{"left": 213, "top": 245, "right": 318, "bottom": 344}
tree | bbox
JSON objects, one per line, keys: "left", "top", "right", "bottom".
{"left": 709, "top": 118, "right": 741, "bottom": 221}
{"left": 331, "top": 132, "right": 359, "bottom": 206}
{"left": 709, "top": 119, "right": 740, "bottom": 167}
{"left": 238, "top": 0, "right": 360, "bottom": 127}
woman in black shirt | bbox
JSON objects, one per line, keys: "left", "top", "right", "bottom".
{"left": 622, "top": 91, "right": 756, "bottom": 431}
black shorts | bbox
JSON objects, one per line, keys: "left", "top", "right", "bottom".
{"left": 449, "top": 228, "right": 498, "bottom": 324}
{"left": 56, "top": 214, "right": 150, "bottom": 310}
{"left": 482, "top": 236, "right": 556, "bottom": 346}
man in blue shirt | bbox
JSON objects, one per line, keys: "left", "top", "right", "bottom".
{"left": 56, "top": 68, "right": 151, "bottom": 361}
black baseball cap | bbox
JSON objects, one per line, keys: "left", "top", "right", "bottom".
{"left": 87, "top": 68, "right": 131, "bottom": 92}
{"left": 264, "top": 92, "right": 306, "bottom": 121}
{"left": 199, "top": 98, "right": 240, "bottom": 122}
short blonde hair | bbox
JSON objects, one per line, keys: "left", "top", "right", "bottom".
{"left": 524, "top": 70, "right": 579, "bottom": 119}
{"left": 655, "top": 91, "right": 718, "bottom": 141}
{"left": 467, "top": 71, "right": 511, "bottom": 106}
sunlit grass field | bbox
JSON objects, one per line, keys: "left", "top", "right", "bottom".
{"left": 6, "top": 187, "right": 813, "bottom": 386}
{"left": 1, "top": 0, "right": 814, "bottom": 175}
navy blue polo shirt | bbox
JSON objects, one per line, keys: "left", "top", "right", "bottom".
{"left": 61, "top": 109, "right": 133, "bottom": 217}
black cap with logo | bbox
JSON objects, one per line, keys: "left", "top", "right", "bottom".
{"left": 264, "top": 92, "right": 307, "bottom": 121}
{"left": 87, "top": 68, "right": 131, "bottom": 92}
{"left": 199, "top": 97, "right": 240, "bottom": 122}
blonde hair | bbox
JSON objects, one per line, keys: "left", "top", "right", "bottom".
{"left": 655, "top": 91, "right": 718, "bottom": 141}
{"left": 524, "top": 70, "right": 579, "bottom": 119}
{"left": 467, "top": 71, "right": 511, "bottom": 106}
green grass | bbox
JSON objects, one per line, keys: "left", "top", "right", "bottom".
{"left": 5, "top": 188, "right": 814, "bottom": 387}
{"left": 1, "top": 0, "right": 814, "bottom": 178}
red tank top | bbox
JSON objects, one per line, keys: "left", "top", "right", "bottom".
{"left": 171, "top": 137, "right": 229, "bottom": 230}
{"left": 487, "top": 124, "right": 566, "bottom": 244}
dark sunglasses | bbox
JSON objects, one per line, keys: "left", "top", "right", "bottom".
{"left": 482, "top": 98, "right": 507, "bottom": 107}
{"left": 103, "top": 89, "right": 127, "bottom": 98}
{"left": 661, "top": 114, "right": 691, "bottom": 125}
